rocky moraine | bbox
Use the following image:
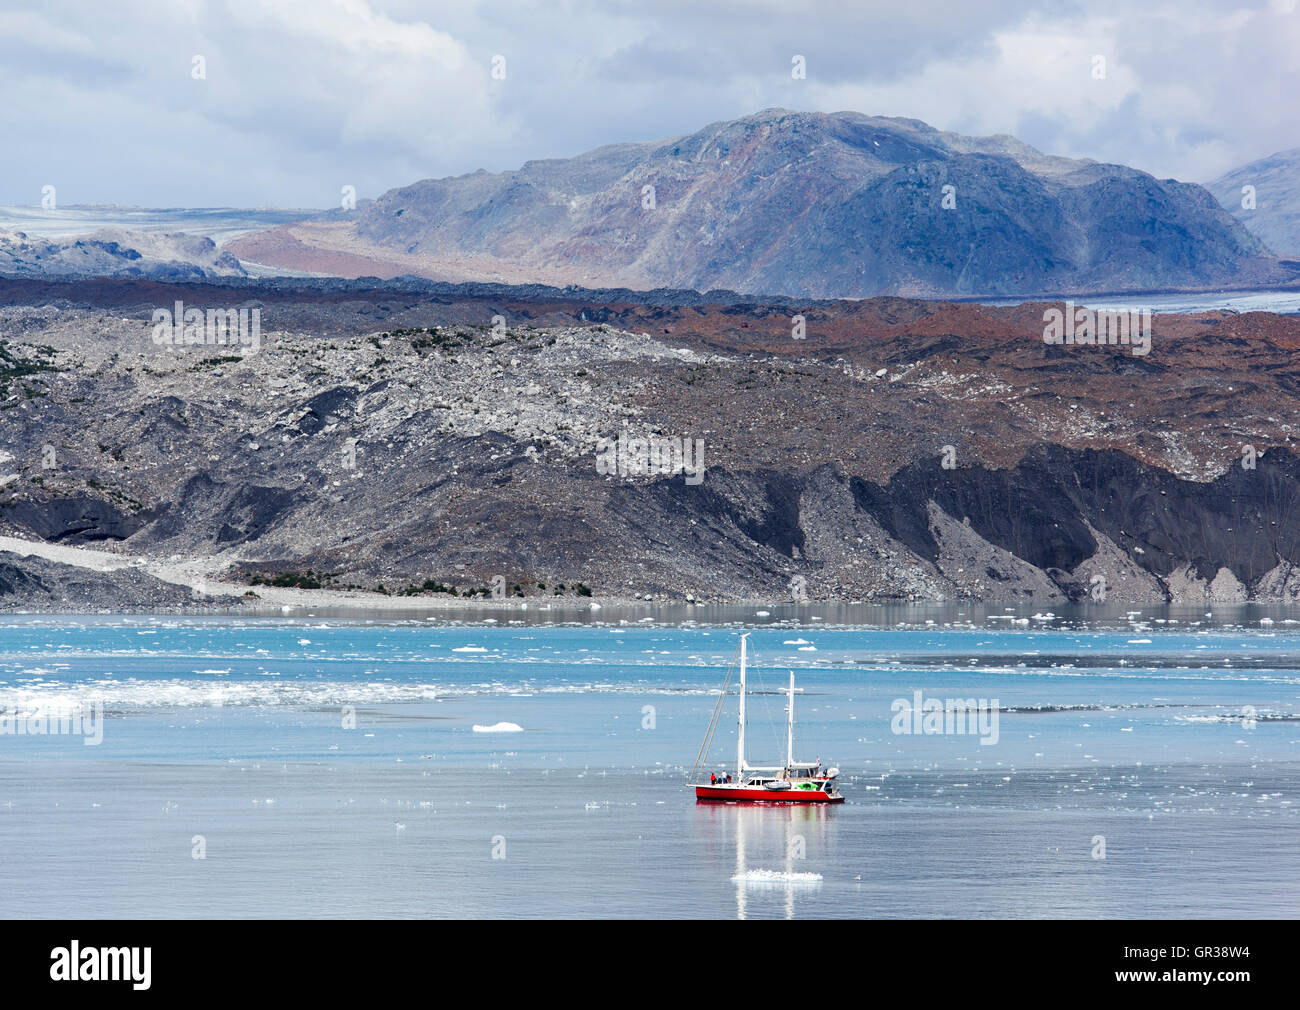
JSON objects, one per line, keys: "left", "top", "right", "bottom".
{"left": 3, "top": 276, "right": 1300, "bottom": 609}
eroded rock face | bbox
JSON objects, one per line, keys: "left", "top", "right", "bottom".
{"left": 2, "top": 495, "right": 150, "bottom": 543}
{"left": 1252, "top": 562, "right": 1300, "bottom": 603}
{"left": 5, "top": 278, "right": 1300, "bottom": 604}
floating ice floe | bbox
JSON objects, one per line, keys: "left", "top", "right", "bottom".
{"left": 473, "top": 722, "right": 524, "bottom": 733}
{"left": 731, "top": 869, "right": 823, "bottom": 885}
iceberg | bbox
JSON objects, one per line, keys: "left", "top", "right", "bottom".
{"left": 473, "top": 721, "right": 524, "bottom": 733}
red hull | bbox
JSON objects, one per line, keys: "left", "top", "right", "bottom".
{"left": 695, "top": 785, "right": 844, "bottom": 804}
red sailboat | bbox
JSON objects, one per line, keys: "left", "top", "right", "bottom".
{"left": 691, "top": 633, "right": 843, "bottom": 804}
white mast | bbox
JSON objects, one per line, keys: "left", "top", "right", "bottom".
{"left": 737, "top": 633, "right": 749, "bottom": 779}
{"left": 786, "top": 671, "right": 795, "bottom": 768}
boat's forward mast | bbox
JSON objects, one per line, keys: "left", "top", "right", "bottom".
{"left": 736, "top": 632, "right": 748, "bottom": 779}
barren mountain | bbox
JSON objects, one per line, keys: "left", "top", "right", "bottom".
{"left": 229, "top": 109, "right": 1294, "bottom": 298}
{"left": 1209, "top": 148, "right": 1300, "bottom": 258}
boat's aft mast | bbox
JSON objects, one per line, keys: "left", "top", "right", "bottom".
{"left": 786, "top": 671, "right": 795, "bottom": 769}
{"left": 737, "top": 633, "right": 749, "bottom": 780}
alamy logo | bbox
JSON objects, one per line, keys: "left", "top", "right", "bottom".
{"left": 890, "top": 690, "right": 999, "bottom": 745}
{"left": 1043, "top": 302, "right": 1151, "bottom": 357}
{"left": 151, "top": 301, "right": 261, "bottom": 352}
{"left": 50, "top": 941, "right": 150, "bottom": 989}
{"left": 0, "top": 701, "right": 103, "bottom": 745}
{"left": 595, "top": 433, "right": 705, "bottom": 485}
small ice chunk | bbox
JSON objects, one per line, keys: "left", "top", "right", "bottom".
{"left": 731, "top": 869, "right": 822, "bottom": 884}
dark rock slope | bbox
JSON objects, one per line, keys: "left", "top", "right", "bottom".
{"left": 0, "top": 552, "right": 195, "bottom": 611}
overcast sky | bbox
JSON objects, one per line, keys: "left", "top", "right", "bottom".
{"left": 2, "top": 0, "right": 1298, "bottom": 208}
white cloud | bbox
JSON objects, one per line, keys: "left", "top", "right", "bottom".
{"left": 0, "top": 0, "right": 1297, "bottom": 206}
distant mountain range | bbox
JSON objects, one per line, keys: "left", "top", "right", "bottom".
{"left": 1209, "top": 149, "right": 1300, "bottom": 259}
{"left": 228, "top": 108, "right": 1296, "bottom": 299}
{"left": 6, "top": 112, "right": 1299, "bottom": 299}
{"left": 0, "top": 227, "right": 246, "bottom": 280}
{"left": 0, "top": 207, "right": 323, "bottom": 281}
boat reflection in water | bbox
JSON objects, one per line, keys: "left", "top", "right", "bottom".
{"left": 694, "top": 801, "right": 834, "bottom": 919}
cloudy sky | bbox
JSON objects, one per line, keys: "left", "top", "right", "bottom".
{"left": 2, "top": 0, "right": 1298, "bottom": 208}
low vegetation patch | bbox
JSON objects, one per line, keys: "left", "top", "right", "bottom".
{"left": 0, "top": 340, "right": 62, "bottom": 399}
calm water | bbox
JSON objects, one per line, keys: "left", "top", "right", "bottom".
{"left": 0, "top": 609, "right": 1296, "bottom": 918}
{"left": 977, "top": 290, "right": 1300, "bottom": 315}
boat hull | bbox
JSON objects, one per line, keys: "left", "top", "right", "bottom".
{"left": 694, "top": 784, "right": 844, "bottom": 804}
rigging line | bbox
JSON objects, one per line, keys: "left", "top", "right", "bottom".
{"left": 693, "top": 684, "right": 724, "bottom": 779}
{"left": 688, "top": 647, "right": 737, "bottom": 781}
{"left": 693, "top": 658, "right": 733, "bottom": 780}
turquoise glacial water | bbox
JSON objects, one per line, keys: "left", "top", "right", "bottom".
{"left": 0, "top": 611, "right": 1296, "bottom": 918}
